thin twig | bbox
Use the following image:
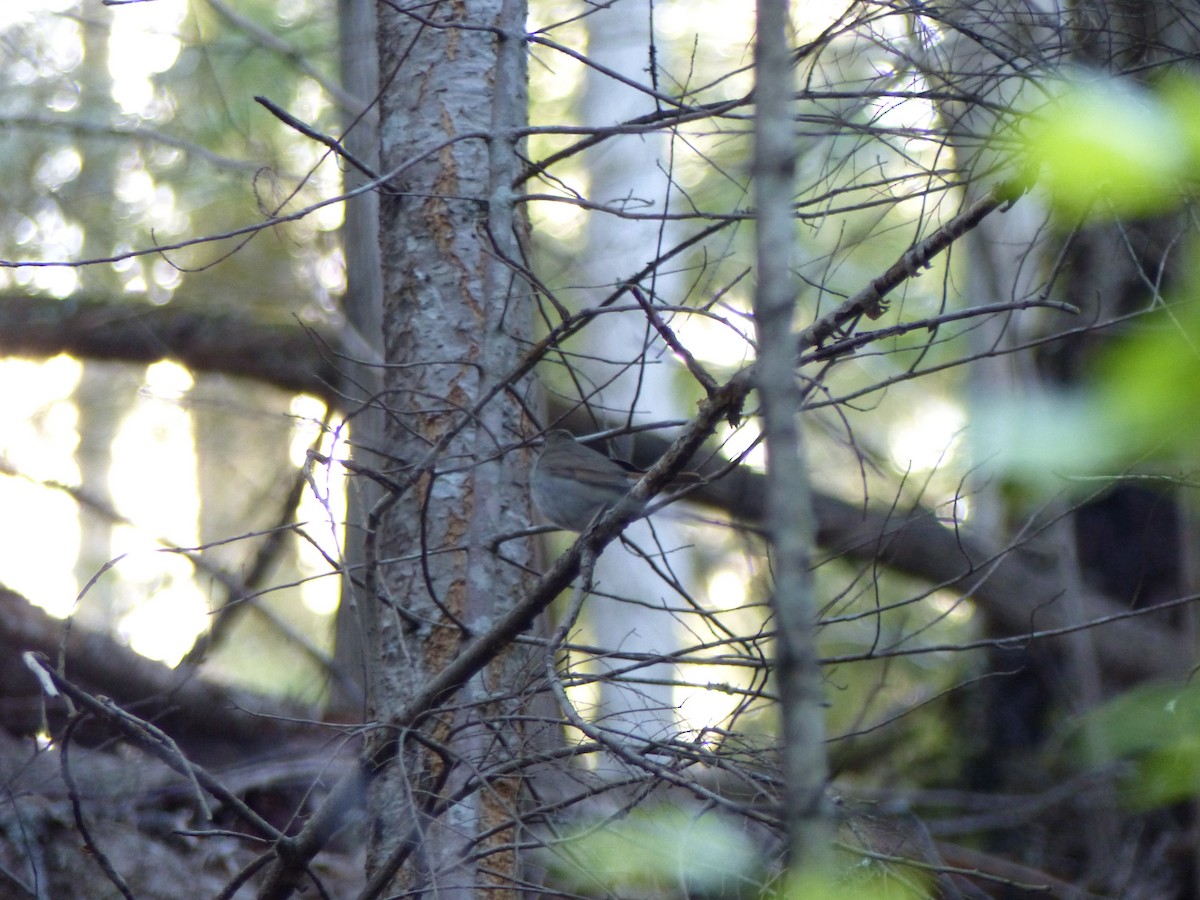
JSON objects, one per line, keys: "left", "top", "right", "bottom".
{"left": 255, "top": 96, "right": 380, "bottom": 181}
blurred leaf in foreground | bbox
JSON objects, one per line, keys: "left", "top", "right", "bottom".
{"left": 1015, "top": 74, "right": 1190, "bottom": 219}
{"left": 543, "top": 806, "right": 758, "bottom": 896}
{"left": 1067, "top": 681, "right": 1200, "bottom": 810}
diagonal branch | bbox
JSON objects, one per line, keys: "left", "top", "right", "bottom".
{"left": 795, "top": 185, "right": 1017, "bottom": 350}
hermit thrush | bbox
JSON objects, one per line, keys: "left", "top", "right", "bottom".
{"left": 531, "top": 430, "right": 698, "bottom": 531}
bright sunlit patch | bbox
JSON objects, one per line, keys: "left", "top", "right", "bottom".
{"left": 298, "top": 486, "right": 342, "bottom": 616}
{"left": 103, "top": 366, "right": 205, "bottom": 660}
{"left": 0, "top": 476, "right": 80, "bottom": 617}
{"left": 49, "top": 87, "right": 80, "bottom": 114}
{"left": 18, "top": 206, "right": 82, "bottom": 294}
{"left": 0, "top": 0, "right": 74, "bottom": 29}
{"left": 870, "top": 84, "right": 938, "bottom": 134}
{"left": 316, "top": 250, "right": 346, "bottom": 294}
{"left": 110, "top": 369, "right": 199, "bottom": 537}
{"left": 0, "top": 356, "right": 83, "bottom": 473}
{"left": 675, "top": 664, "right": 746, "bottom": 735}
{"left": 142, "top": 359, "right": 194, "bottom": 401}
{"left": 114, "top": 551, "right": 210, "bottom": 665}
{"left": 943, "top": 493, "right": 970, "bottom": 525}
{"left": 707, "top": 568, "right": 748, "bottom": 611}
{"left": 115, "top": 165, "right": 156, "bottom": 213}
{"left": 292, "top": 397, "right": 343, "bottom": 617}
{"left": 293, "top": 76, "right": 329, "bottom": 125}
{"left": 150, "top": 258, "right": 183, "bottom": 293}
{"left": 888, "top": 398, "right": 965, "bottom": 474}
{"left": 672, "top": 306, "right": 754, "bottom": 368}
{"left": 313, "top": 190, "right": 345, "bottom": 232}
{"left": 108, "top": 1, "right": 185, "bottom": 117}
{"left": 31, "top": 265, "right": 78, "bottom": 297}
{"left": 7, "top": 8, "right": 81, "bottom": 80}
{"left": 148, "top": 182, "right": 183, "bottom": 231}
{"left": 0, "top": 357, "right": 83, "bottom": 616}
{"left": 529, "top": 195, "right": 587, "bottom": 245}
{"left": 34, "top": 147, "right": 81, "bottom": 192}
{"left": 717, "top": 421, "right": 764, "bottom": 471}
{"left": 298, "top": 551, "right": 340, "bottom": 616}
{"left": 289, "top": 394, "right": 328, "bottom": 465}
{"left": 563, "top": 672, "right": 603, "bottom": 768}
{"left": 658, "top": 0, "right": 753, "bottom": 59}
{"left": 31, "top": 204, "right": 80, "bottom": 251}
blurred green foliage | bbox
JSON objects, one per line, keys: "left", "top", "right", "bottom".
{"left": 543, "top": 805, "right": 758, "bottom": 896}
{"left": 771, "top": 864, "right": 930, "bottom": 899}
{"left": 1001, "top": 71, "right": 1200, "bottom": 814}
{"left": 542, "top": 803, "right": 933, "bottom": 898}
{"left": 981, "top": 72, "right": 1200, "bottom": 488}
{"left": 1099, "top": 271, "right": 1200, "bottom": 456}
{"left": 1066, "top": 680, "right": 1200, "bottom": 810}
{"left": 1015, "top": 73, "right": 1198, "bottom": 220}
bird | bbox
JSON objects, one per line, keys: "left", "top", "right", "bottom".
{"left": 531, "top": 430, "right": 699, "bottom": 532}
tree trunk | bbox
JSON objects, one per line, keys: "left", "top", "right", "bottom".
{"left": 365, "top": 1, "right": 535, "bottom": 895}
{"left": 573, "top": 0, "right": 695, "bottom": 743}
{"left": 331, "top": 0, "right": 384, "bottom": 713}
{"left": 70, "top": 2, "right": 134, "bottom": 629}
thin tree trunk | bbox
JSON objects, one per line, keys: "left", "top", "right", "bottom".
{"left": 753, "top": 0, "right": 832, "bottom": 875}
{"left": 575, "top": 0, "right": 694, "bottom": 743}
{"left": 70, "top": 2, "right": 133, "bottom": 629}
{"left": 331, "top": 0, "right": 383, "bottom": 714}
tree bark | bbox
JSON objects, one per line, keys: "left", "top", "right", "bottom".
{"left": 365, "top": 2, "right": 534, "bottom": 895}
{"left": 331, "top": 0, "right": 384, "bottom": 713}
{"left": 753, "top": 0, "right": 832, "bottom": 875}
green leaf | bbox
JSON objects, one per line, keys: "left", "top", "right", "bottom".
{"left": 1017, "top": 76, "right": 1189, "bottom": 218}
{"left": 1099, "top": 302, "right": 1200, "bottom": 453}
{"left": 1067, "top": 682, "right": 1200, "bottom": 809}
{"left": 543, "top": 806, "right": 759, "bottom": 895}
{"left": 1158, "top": 75, "right": 1200, "bottom": 172}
